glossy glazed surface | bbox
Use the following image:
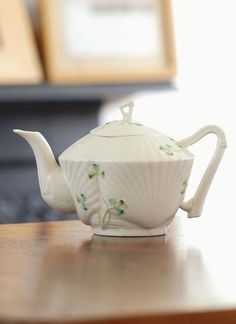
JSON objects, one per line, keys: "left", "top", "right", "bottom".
{"left": 60, "top": 159, "right": 193, "bottom": 236}
{"left": 13, "top": 103, "right": 226, "bottom": 235}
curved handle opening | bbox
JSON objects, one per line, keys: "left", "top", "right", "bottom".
{"left": 178, "top": 125, "right": 227, "bottom": 218}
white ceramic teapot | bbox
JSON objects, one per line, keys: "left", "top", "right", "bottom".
{"left": 14, "top": 101, "right": 227, "bottom": 236}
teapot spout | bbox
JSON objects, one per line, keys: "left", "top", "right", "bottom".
{"left": 13, "top": 129, "right": 76, "bottom": 213}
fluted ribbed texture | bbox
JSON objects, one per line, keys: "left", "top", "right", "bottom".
{"left": 60, "top": 135, "right": 193, "bottom": 162}
{"left": 60, "top": 159, "right": 193, "bottom": 236}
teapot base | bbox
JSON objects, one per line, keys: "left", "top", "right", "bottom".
{"left": 93, "top": 226, "right": 168, "bottom": 237}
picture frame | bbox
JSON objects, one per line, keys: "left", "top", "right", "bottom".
{"left": 40, "top": 0, "right": 176, "bottom": 85}
{"left": 0, "top": 0, "right": 43, "bottom": 85}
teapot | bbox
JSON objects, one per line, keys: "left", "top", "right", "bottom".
{"left": 14, "top": 101, "right": 227, "bottom": 236}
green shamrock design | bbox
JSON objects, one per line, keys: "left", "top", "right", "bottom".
{"left": 108, "top": 198, "right": 128, "bottom": 215}
{"left": 77, "top": 193, "right": 88, "bottom": 211}
{"left": 159, "top": 144, "right": 175, "bottom": 156}
{"left": 77, "top": 163, "right": 128, "bottom": 229}
{"left": 88, "top": 163, "right": 105, "bottom": 179}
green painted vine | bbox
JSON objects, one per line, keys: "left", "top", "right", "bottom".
{"left": 77, "top": 163, "right": 127, "bottom": 229}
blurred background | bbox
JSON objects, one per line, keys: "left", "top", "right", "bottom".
{"left": 0, "top": 0, "right": 234, "bottom": 224}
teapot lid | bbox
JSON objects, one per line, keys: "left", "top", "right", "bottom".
{"left": 60, "top": 101, "right": 193, "bottom": 162}
{"left": 91, "top": 101, "right": 163, "bottom": 137}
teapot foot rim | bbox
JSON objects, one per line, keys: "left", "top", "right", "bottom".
{"left": 92, "top": 226, "right": 168, "bottom": 237}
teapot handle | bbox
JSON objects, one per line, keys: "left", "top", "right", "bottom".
{"left": 178, "top": 125, "right": 227, "bottom": 218}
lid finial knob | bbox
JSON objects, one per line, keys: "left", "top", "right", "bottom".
{"left": 120, "top": 101, "right": 134, "bottom": 123}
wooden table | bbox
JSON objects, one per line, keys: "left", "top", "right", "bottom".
{"left": 1, "top": 216, "right": 236, "bottom": 324}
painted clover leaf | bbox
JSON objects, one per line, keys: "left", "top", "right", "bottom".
{"left": 77, "top": 193, "right": 88, "bottom": 211}
{"left": 101, "top": 198, "right": 128, "bottom": 229}
{"left": 181, "top": 180, "right": 188, "bottom": 195}
{"left": 160, "top": 142, "right": 183, "bottom": 156}
{"left": 88, "top": 163, "right": 105, "bottom": 179}
{"left": 159, "top": 144, "right": 174, "bottom": 156}
{"left": 108, "top": 198, "right": 128, "bottom": 215}
{"left": 78, "top": 163, "right": 128, "bottom": 229}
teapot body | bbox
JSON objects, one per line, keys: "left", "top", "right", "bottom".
{"left": 60, "top": 158, "right": 193, "bottom": 236}
{"left": 14, "top": 102, "right": 226, "bottom": 237}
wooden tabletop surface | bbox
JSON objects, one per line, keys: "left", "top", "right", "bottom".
{"left": 1, "top": 216, "right": 236, "bottom": 324}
